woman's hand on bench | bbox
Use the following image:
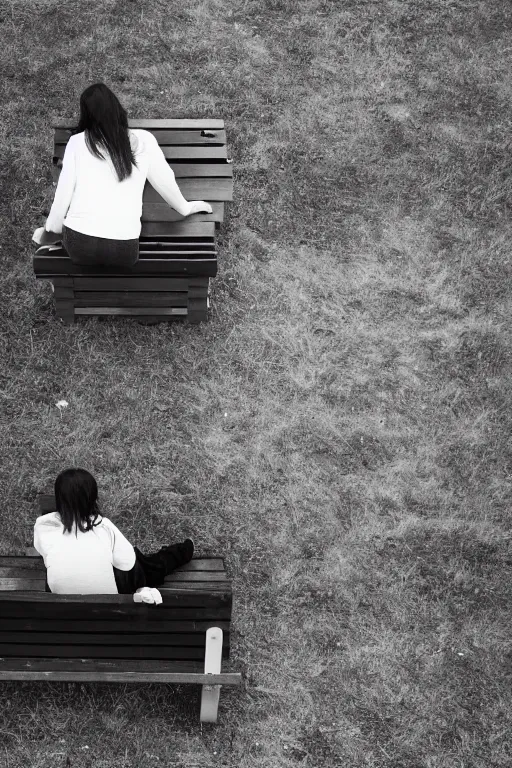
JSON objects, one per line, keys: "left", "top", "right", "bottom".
{"left": 187, "top": 201, "right": 213, "bottom": 216}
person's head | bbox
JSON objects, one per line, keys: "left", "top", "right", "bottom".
{"left": 74, "top": 82, "right": 137, "bottom": 182}
{"left": 54, "top": 468, "right": 101, "bottom": 537}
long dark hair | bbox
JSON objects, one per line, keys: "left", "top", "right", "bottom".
{"left": 55, "top": 468, "right": 102, "bottom": 537}
{"left": 72, "top": 83, "right": 137, "bottom": 182}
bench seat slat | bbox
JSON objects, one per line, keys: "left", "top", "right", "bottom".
{"left": 142, "top": 202, "right": 224, "bottom": 222}
{"left": 51, "top": 174, "right": 233, "bottom": 203}
{"left": 54, "top": 119, "right": 225, "bottom": 130}
{"left": 0, "top": 567, "right": 228, "bottom": 581}
{"left": 55, "top": 129, "right": 226, "bottom": 146}
{"left": 53, "top": 163, "right": 232, "bottom": 181}
{"left": 0, "top": 556, "right": 225, "bottom": 573}
{"left": 0, "top": 576, "right": 230, "bottom": 594}
{"left": 167, "top": 163, "right": 233, "bottom": 178}
{"left": 143, "top": 179, "right": 233, "bottom": 202}
{"left": 54, "top": 144, "right": 228, "bottom": 160}
{"left": 141, "top": 222, "right": 216, "bottom": 237}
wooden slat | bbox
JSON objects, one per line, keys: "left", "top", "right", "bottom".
{"left": 74, "top": 277, "right": 207, "bottom": 291}
{"left": 1, "top": 555, "right": 226, "bottom": 573}
{"left": 143, "top": 178, "right": 233, "bottom": 202}
{"left": 152, "top": 146, "right": 228, "bottom": 160}
{"left": 34, "top": 258, "right": 217, "bottom": 278}
{"left": 55, "top": 129, "right": 226, "bottom": 146}
{"left": 0, "top": 579, "right": 45, "bottom": 591}
{"left": 73, "top": 277, "right": 189, "bottom": 290}
{"left": 141, "top": 221, "right": 216, "bottom": 238}
{"left": 0, "top": 570, "right": 227, "bottom": 584}
{"left": 0, "top": 577, "right": 228, "bottom": 591}
{"left": 74, "top": 307, "right": 188, "bottom": 317}
{"left": 0, "top": 606, "right": 232, "bottom": 622}
{"left": 73, "top": 292, "right": 187, "bottom": 308}
{"left": 138, "top": 240, "right": 216, "bottom": 249}
{"left": 54, "top": 144, "right": 228, "bottom": 160}
{"left": 0, "top": 664, "right": 241, "bottom": 686}
{"left": 0, "top": 643, "right": 208, "bottom": 660}
{"left": 54, "top": 118, "right": 225, "bottom": 130}
{"left": 0, "top": 632, "right": 226, "bottom": 648}
{"left": 1, "top": 618, "right": 230, "bottom": 633}
{"left": 159, "top": 582, "right": 228, "bottom": 591}
{"left": 168, "top": 163, "right": 233, "bottom": 178}
{"left": 142, "top": 202, "right": 224, "bottom": 222}
{"left": 52, "top": 163, "right": 233, "bottom": 186}
{"left": 0, "top": 590, "right": 230, "bottom": 606}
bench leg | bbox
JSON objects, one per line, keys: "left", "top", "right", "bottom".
{"left": 53, "top": 279, "right": 75, "bottom": 324}
{"left": 200, "top": 627, "right": 223, "bottom": 723}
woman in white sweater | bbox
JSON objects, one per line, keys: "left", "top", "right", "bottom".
{"left": 34, "top": 468, "right": 194, "bottom": 595}
{"left": 32, "top": 82, "right": 212, "bottom": 266}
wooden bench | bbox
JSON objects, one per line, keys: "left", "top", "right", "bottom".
{"left": 0, "top": 497, "right": 241, "bottom": 722}
{"left": 33, "top": 119, "right": 233, "bottom": 324}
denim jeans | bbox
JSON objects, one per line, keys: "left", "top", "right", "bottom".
{"left": 62, "top": 225, "right": 139, "bottom": 267}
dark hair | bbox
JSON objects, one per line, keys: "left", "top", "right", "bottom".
{"left": 72, "top": 82, "right": 137, "bottom": 182}
{"left": 55, "top": 468, "right": 102, "bottom": 537}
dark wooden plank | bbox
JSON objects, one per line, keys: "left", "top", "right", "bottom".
{"left": 168, "top": 163, "right": 233, "bottom": 178}
{"left": 0, "top": 604, "right": 232, "bottom": 623}
{"left": 0, "top": 632, "right": 227, "bottom": 648}
{"left": 52, "top": 163, "right": 233, "bottom": 186}
{"left": 0, "top": 643, "right": 208, "bottom": 660}
{"left": 0, "top": 555, "right": 225, "bottom": 573}
{"left": 54, "top": 143, "right": 228, "bottom": 160}
{"left": 73, "top": 277, "right": 190, "bottom": 290}
{"left": 0, "top": 579, "right": 45, "bottom": 591}
{"left": 152, "top": 146, "right": 228, "bottom": 160}
{"left": 53, "top": 287, "right": 74, "bottom": 300}
{"left": 164, "top": 572, "right": 228, "bottom": 583}
{"left": 143, "top": 178, "right": 233, "bottom": 203}
{"left": 1, "top": 618, "right": 230, "bottom": 633}
{"left": 159, "top": 582, "right": 228, "bottom": 591}
{"left": 73, "top": 293, "right": 188, "bottom": 308}
{"left": 74, "top": 307, "right": 188, "bottom": 317}
{"left": 35, "top": 259, "right": 218, "bottom": 278}
{"left": 55, "top": 129, "right": 226, "bottom": 147}
{"left": 139, "top": 240, "right": 216, "bottom": 250}
{"left": 141, "top": 221, "right": 216, "bottom": 238}
{"left": 0, "top": 590, "right": 231, "bottom": 606}
{"left": 76, "top": 277, "right": 208, "bottom": 290}
{"left": 0, "top": 574, "right": 230, "bottom": 588}
{"left": 54, "top": 118, "right": 225, "bottom": 131}
{"left": 142, "top": 202, "right": 224, "bottom": 222}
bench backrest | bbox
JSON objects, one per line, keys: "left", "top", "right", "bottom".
{"left": 0, "top": 585, "right": 231, "bottom": 663}
{"left": 0, "top": 495, "right": 231, "bottom": 662}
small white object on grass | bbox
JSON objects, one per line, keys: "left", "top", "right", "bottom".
{"left": 56, "top": 400, "right": 68, "bottom": 411}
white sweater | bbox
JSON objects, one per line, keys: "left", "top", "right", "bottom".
{"left": 33, "top": 511, "right": 136, "bottom": 594}
{"left": 45, "top": 129, "right": 193, "bottom": 240}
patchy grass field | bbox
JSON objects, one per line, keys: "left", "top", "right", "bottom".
{"left": 1, "top": 0, "right": 512, "bottom": 766}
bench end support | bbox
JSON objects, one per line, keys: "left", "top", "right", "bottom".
{"left": 200, "top": 627, "right": 223, "bottom": 723}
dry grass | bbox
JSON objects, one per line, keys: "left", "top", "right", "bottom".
{"left": 0, "top": 0, "right": 511, "bottom": 766}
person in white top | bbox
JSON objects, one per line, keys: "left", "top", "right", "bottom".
{"left": 34, "top": 467, "right": 194, "bottom": 595}
{"left": 32, "top": 82, "right": 212, "bottom": 266}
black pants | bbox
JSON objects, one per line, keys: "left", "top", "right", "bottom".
{"left": 44, "top": 542, "right": 192, "bottom": 594}
{"left": 62, "top": 225, "right": 139, "bottom": 267}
